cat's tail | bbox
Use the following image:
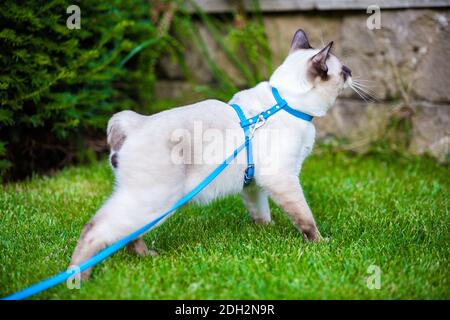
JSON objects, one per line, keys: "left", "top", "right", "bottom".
{"left": 107, "top": 110, "right": 146, "bottom": 152}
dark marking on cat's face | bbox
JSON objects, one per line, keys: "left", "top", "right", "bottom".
{"left": 273, "top": 28, "right": 349, "bottom": 106}
{"left": 307, "top": 42, "right": 334, "bottom": 84}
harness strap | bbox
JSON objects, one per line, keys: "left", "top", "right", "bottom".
{"left": 229, "top": 86, "right": 313, "bottom": 186}
{"left": 229, "top": 103, "right": 254, "bottom": 186}
{"left": 272, "top": 87, "right": 314, "bottom": 122}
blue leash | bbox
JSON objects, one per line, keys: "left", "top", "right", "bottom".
{"left": 3, "top": 86, "right": 313, "bottom": 300}
{"left": 3, "top": 142, "right": 248, "bottom": 300}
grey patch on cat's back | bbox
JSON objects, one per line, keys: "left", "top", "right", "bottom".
{"left": 108, "top": 129, "right": 126, "bottom": 151}
{"left": 111, "top": 153, "right": 118, "bottom": 168}
{"left": 107, "top": 118, "right": 127, "bottom": 152}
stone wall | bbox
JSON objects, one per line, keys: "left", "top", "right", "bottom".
{"left": 157, "top": 7, "right": 450, "bottom": 161}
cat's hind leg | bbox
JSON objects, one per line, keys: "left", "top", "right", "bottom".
{"left": 126, "top": 238, "right": 159, "bottom": 257}
{"left": 70, "top": 190, "right": 172, "bottom": 280}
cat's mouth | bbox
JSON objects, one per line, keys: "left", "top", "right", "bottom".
{"left": 342, "top": 65, "right": 352, "bottom": 89}
{"left": 344, "top": 76, "right": 352, "bottom": 89}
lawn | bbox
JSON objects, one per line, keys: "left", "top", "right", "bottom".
{"left": 0, "top": 152, "right": 448, "bottom": 299}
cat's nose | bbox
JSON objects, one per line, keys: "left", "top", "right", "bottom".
{"left": 342, "top": 65, "right": 352, "bottom": 81}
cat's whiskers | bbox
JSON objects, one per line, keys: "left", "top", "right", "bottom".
{"left": 351, "top": 86, "right": 372, "bottom": 102}
{"left": 352, "top": 82, "right": 378, "bottom": 96}
{"left": 350, "top": 82, "right": 377, "bottom": 102}
{"left": 350, "top": 79, "right": 379, "bottom": 102}
{"left": 352, "top": 79, "right": 376, "bottom": 84}
{"left": 352, "top": 87, "right": 375, "bottom": 102}
{"left": 353, "top": 81, "right": 378, "bottom": 91}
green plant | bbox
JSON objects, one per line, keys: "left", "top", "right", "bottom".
{"left": 0, "top": 0, "right": 177, "bottom": 181}
{"left": 179, "top": 0, "right": 273, "bottom": 101}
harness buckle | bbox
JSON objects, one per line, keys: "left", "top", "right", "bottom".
{"left": 249, "top": 114, "right": 266, "bottom": 138}
{"left": 244, "top": 164, "right": 255, "bottom": 186}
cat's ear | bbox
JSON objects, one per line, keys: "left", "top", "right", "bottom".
{"left": 289, "top": 29, "right": 312, "bottom": 53}
{"left": 311, "top": 41, "right": 333, "bottom": 75}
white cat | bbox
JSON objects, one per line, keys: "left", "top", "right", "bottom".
{"left": 71, "top": 29, "right": 352, "bottom": 279}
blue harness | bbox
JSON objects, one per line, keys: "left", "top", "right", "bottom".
{"left": 229, "top": 86, "right": 313, "bottom": 186}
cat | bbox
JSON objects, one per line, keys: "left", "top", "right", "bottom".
{"left": 70, "top": 29, "right": 352, "bottom": 279}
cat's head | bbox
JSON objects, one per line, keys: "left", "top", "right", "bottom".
{"left": 269, "top": 29, "right": 352, "bottom": 117}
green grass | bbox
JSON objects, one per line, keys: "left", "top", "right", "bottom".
{"left": 0, "top": 152, "right": 448, "bottom": 299}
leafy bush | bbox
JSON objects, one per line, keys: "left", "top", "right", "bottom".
{"left": 0, "top": 0, "right": 172, "bottom": 181}
{"left": 0, "top": 0, "right": 272, "bottom": 181}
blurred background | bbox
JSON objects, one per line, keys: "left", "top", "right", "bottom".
{"left": 1, "top": 0, "right": 449, "bottom": 182}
